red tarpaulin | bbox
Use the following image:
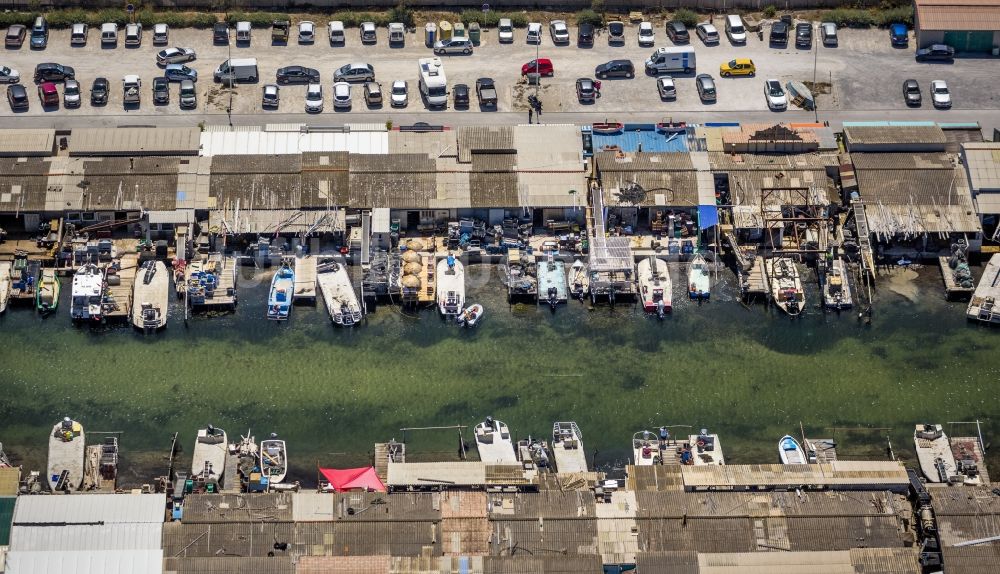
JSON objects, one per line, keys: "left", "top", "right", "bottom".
{"left": 318, "top": 466, "right": 386, "bottom": 492}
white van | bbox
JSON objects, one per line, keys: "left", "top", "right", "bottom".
{"left": 328, "top": 20, "right": 345, "bottom": 44}
{"left": 725, "top": 15, "right": 746, "bottom": 44}
{"left": 125, "top": 23, "right": 142, "bottom": 47}
{"left": 644, "top": 46, "right": 696, "bottom": 75}
{"left": 101, "top": 23, "right": 118, "bottom": 46}
{"left": 388, "top": 22, "right": 404, "bottom": 45}
{"left": 153, "top": 23, "right": 168, "bottom": 44}
{"left": 213, "top": 57, "right": 259, "bottom": 84}
{"left": 236, "top": 21, "right": 251, "bottom": 43}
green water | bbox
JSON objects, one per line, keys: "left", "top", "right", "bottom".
{"left": 0, "top": 263, "right": 997, "bottom": 485}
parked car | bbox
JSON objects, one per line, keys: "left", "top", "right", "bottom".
{"left": 298, "top": 21, "right": 315, "bottom": 43}
{"left": 390, "top": 80, "right": 408, "bottom": 107}
{"left": 152, "top": 76, "right": 170, "bottom": 104}
{"left": 63, "top": 79, "right": 80, "bottom": 107}
{"left": 434, "top": 38, "right": 473, "bottom": 55}
{"left": 334, "top": 62, "right": 375, "bottom": 83}
{"left": 70, "top": 23, "right": 88, "bottom": 46}
{"left": 213, "top": 22, "right": 229, "bottom": 44}
{"left": 326, "top": 20, "right": 343, "bottom": 44}
{"left": 305, "top": 83, "right": 325, "bottom": 112}
{"left": 770, "top": 21, "right": 788, "bottom": 45}
{"left": 5, "top": 25, "right": 26, "bottom": 48}
{"left": 37, "top": 81, "right": 58, "bottom": 106}
{"left": 720, "top": 58, "right": 755, "bottom": 77}
{"left": 795, "top": 23, "right": 812, "bottom": 48}
{"left": 0, "top": 66, "right": 19, "bottom": 84}
{"left": 475, "top": 77, "right": 497, "bottom": 107}
{"left": 364, "top": 81, "right": 383, "bottom": 106}
{"left": 764, "top": 79, "right": 787, "bottom": 110}
{"left": 526, "top": 22, "right": 542, "bottom": 44}
{"left": 157, "top": 47, "right": 196, "bottom": 66}
{"left": 34, "top": 63, "right": 74, "bottom": 83}
{"left": 666, "top": 21, "right": 689, "bottom": 44}
{"left": 820, "top": 22, "right": 837, "bottom": 46}
{"left": 607, "top": 21, "right": 625, "bottom": 44}
{"left": 179, "top": 79, "right": 197, "bottom": 109}
{"left": 930, "top": 80, "right": 951, "bottom": 108}
{"left": 656, "top": 76, "right": 676, "bottom": 99}
{"left": 916, "top": 44, "right": 955, "bottom": 62}
{"left": 549, "top": 20, "right": 570, "bottom": 44}
{"left": 7, "top": 83, "right": 28, "bottom": 110}
{"left": 453, "top": 83, "right": 470, "bottom": 107}
{"left": 696, "top": 23, "right": 719, "bottom": 45}
{"left": 638, "top": 22, "right": 655, "bottom": 46}
{"left": 578, "top": 23, "right": 595, "bottom": 46}
{"left": 152, "top": 23, "right": 169, "bottom": 44}
{"left": 725, "top": 15, "right": 746, "bottom": 44}
{"left": 90, "top": 77, "right": 109, "bottom": 105}
{"left": 332, "top": 81, "right": 351, "bottom": 109}
{"left": 276, "top": 65, "right": 319, "bottom": 84}
{"left": 235, "top": 21, "right": 251, "bottom": 44}
{"left": 30, "top": 16, "right": 48, "bottom": 49}
{"left": 696, "top": 74, "right": 717, "bottom": 102}
{"left": 124, "top": 22, "right": 142, "bottom": 47}
{"left": 100, "top": 22, "right": 118, "bottom": 46}
{"left": 522, "top": 58, "right": 554, "bottom": 76}
{"left": 273, "top": 20, "right": 291, "bottom": 43}
{"left": 576, "top": 77, "right": 597, "bottom": 102}
{"left": 498, "top": 18, "right": 514, "bottom": 43}
{"left": 902, "top": 79, "right": 922, "bottom": 106}
{"left": 595, "top": 59, "right": 635, "bottom": 79}
{"left": 360, "top": 21, "right": 377, "bottom": 43}
{"left": 164, "top": 64, "right": 197, "bottom": 82}
{"left": 261, "top": 83, "right": 280, "bottom": 108}
{"left": 889, "top": 23, "right": 908, "bottom": 46}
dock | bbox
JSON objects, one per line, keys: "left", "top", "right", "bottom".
{"left": 939, "top": 256, "right": 975, "bottom": 299}
{"left": 373, "top": 440, "right": 406, "bottom": 483}
{"left": 803, "top": 437, "right": 838, "bottom": 464}
{"left": 740, "top": 256, "right": 770, "bottom": 299}
{"left": 418, "top": 253, "right": 436, "bottom": 304}
{"left": 967, "top": 253, "right": 1000, "bottom": 324}
{"left": 851, "top": 198, "right": 877, "bottom": 284}
{"left": 184, "top": 254, "right": 238, "bottom": 310}
{"left": 293, "top": 254, "right": 317, "bottom": 303}
{"left": 102, "top": 254, "right": 138, "bottom": 323}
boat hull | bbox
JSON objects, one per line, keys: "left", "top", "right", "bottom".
{"left": 436, "top": 256, "right": 465, "bottom": 316}
{"left": 268, "top": 266, "right": 295, "bottom": 320}
{"left": 192, "top": 427, "right": 228, "bottom": 487}
{"left": 260, "top": 439, "right": 288, "bottom": 484}
{"left": 778, "top": 435, "right": 806, "bottom": 465}
{"left": 317, "top": 261, "right": 362, "bottom": 327}
{"left": 36, "top": 269, "right": 61, "bottom": 312}
{"left": 637, "top": 257, "right": 672, "bottom": 313}
{"left": 688, "top": 254, "right": 711, "bottom": 301}
{"left": 460, "top": 304, "right": 484, "bottom": 327}
{"left": 132, "top": 261, "right": 169, "bottom": 331}
{"left": 47, "top": 420, "right": 85, "bottom": 491}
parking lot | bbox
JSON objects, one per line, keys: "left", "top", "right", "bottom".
{"left": 3, "top": 20, "right": 999, "bottom": 119}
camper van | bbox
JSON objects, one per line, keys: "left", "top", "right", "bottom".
{"left": 644, "top": 46, "right": 696, "bottom": 75}
{"left": 417, "top": 57, "right": 447, "bottom": 108}
{"left": 213, "top": 58, "right": 259, "bottom": 84}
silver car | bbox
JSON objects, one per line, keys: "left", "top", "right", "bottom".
{"left": 164, "top": 63, "right": 197, "bottom": 82}
{"left": 156, "top": 47, "right": 196, "bottom": 66}
{"left": 334, "top": 62, "right": 375, "bottom": 83}
{"left": 305, "top": 83, "right": 323, "bottom": 113}
{"left": 433, "top": 38, "right": 473, "bottom": 55}
{"left": 0, "top": 66, "right": 19, "bottom": 84}
{"left": 390, "top": 80, "right": 408, "bottom": 107}
{"left": 333, "top": 81, "right": 351, "bottom": 109}
{"left": 261, "top": 83, "right": 280, "bottom": 108}
{"left": 656, "top": 76, "right": 676, "bottom": 99}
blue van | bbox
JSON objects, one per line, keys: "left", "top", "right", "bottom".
{"left": 890, "top": 23, "right": 908, "bottom": 46}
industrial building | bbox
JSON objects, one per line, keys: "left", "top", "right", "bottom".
{"left": 914, "top": 0, "right": 1000, "bottom": 52}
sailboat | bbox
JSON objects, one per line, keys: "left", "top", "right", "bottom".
{"left": 436, "top": 254, "right": 465, "bottom": 316}
{"left": 47, "top": 416, "right": 85, "bottom": 492}
{"left": 132, "top": 260, "right": 169, "bottom": 332}
{"left": 688, "top": 254, "right": 711, "bottom": 301}
{"left": 36, "top": 268, "right": 61, "bottom": 312}
{"left": 567, "top": 259, "right": 590, "bottom": 300}
{"left": 823, "top": 258, "right": 853, "bottom": 310}
{"left": 260, "top": 433, "right": 288, "bottom": 484}
{"left": 637, "top": 256, "right": 671, "bottom": 317}
{"left": 70, "top": 264, "right": 105, "bottom": 323}
{"left": 765, "top": 258, "right": 804, "bottom": 316}
{"left": 267, "top": 263, "right": 295, "bottom": 320}
{"left": 778, "top": 435, "right": 807, "bottom": 465}
{"left": 191, "top": 425, "right": 228, "bottom": 489}
{"left": 317, "top": 260, "right": 362, "bottom": 326}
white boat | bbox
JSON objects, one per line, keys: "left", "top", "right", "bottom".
{"left": 765, "top": 258, "right": 804, "bottom": 316}
{"left": 70, "top": 263, "right": 105, "bottom": 322}
{"left": 568, "top": 259, "right": 590, "bottom": 300}
{"left": 436, "top": 254, "right": 465, "bottom": 316}
{"left": 260, "top": 433, "right": 288, "bottom": 484}
{"left": 132, "top": 260, "right": 169, "bottom": 332}
{"left": 687, "top": 430, "right": 724, "bottom": 465}
{"left": 914, "top": 424, "right": 958, "bottom": 483}
{"left": 192, "top": 425, "right": 228, "bottom": 488}
{"left": 459, "top": 303, "right": 483, "bottom": 327}
{"left": 823, "top": 258, "right": 853, "bottom": 310}
{"left": 267, "top": 264, "right": 295, "bottom": 320}
{"left": 551, "top": 421, "right": 588, "bottom": 473}
{"left": 317, "top": 260, "right": 362, "bottom": 326}
{"left": 687, "top": 254, "right": 711, "bottom": 301}
{"left": 48, "top": 417, "right": 85, "bottom": 492}
{"left": 778, "top": 435, "right": 807, "bottom": 465}
{"left": 632, "top": 430, "right": 663, "bottom": 466}
{"left": 967, "top": 253, "right": 1000, "bottom": 325}
{"left": 0, "top": 261, "right": 10, "bottom": 313}
{"left": 637, "top": 256, "right": 671, "bottom": 316}
{"left": 474, "top": 416, "right": 517, "bottom": 464}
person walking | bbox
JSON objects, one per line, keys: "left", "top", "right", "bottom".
{"left": 528, "top": 108, "right": 533, "bottom": 123}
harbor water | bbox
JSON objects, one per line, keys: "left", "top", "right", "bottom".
{"left": 0, "top": 261, "right": 997, "bottom": 486}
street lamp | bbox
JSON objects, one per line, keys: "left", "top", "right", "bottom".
{"left": 812, "top": 23, "right": 819, "bottom": 123}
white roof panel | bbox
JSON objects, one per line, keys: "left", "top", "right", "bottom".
{"left": 199, "top": 131, "right": 388, "bottom": 156}
{"left": 12, "top": 493, "right": 165, "bottom": 524}
{"left": 5, "top": 549, "right": 163, "bottom": 574}
{"left": 9, "top": 523, "right": 162, "bottom": 551}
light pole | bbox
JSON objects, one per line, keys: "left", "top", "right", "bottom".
{"left": 812, "top": 23, "right": 819, "bottom": 123}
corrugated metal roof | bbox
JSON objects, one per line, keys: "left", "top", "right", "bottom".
{"left": 491, "top": 518, "right": 598, "bottom": 555}
{"left": 931, "top": 484, "right": 1000, "bottom": 515}
{"left": 602, "top": 171, "right": 700, "bottom": 207}
{"left": 211, "top": 154, "right": 301, "bottom": 174}
{"left": 441, "top": 517, "right": 490, "bottom": 555}
{"left": 441, "top": 491, "right": 488, "bottom": 519}
{"left": 0, "top": 129, "right": 55, "bottom": 156}
{"left": 458, "top": 126, "right": 515, "bottom": 163}
{"left": 941, "top": 545, "right": 1000, "bottom": 574}
{"left": 849, "top": 547, "right": 920, "bottom": 574}
{"left": 850, "top": 152, "right": 954, "bottom": 170}
{"left": 12, "top": 493, "right": 165, "bottom": 524}
{"left": 293, "top": 492, "right": 335, "bottom": 522}
{"left": 635, "top": 490, "right": 906, "bottom": 519}
{"left": 592, "top": 129, "right": 690, "bottom": 153}
{"left": 181, "top": 493, "right": 293, "bottom": 523}
{"left": 709, "top": 152, "right": 837, "bottom": 171}
{"left": 210, "top": 173, "right": 303, "bottom": 210}
{"left": 162, "top": 522, "right": 295, "bottom": 558}
{"left": 164, "top": 556, "right": 294, "bottom": 574}
{"left": 963, "top": 143, "right": 1000, "bottom": 192}
{"left": 81, "top": 174, "right": 179, "bottom": 211}
{"left": 330, "top": 492, "right": 441, "bottom": 522}
{"left": 470, "top": 172, "right": 519, "bottom": 207}
{"left": 488, "top": 491, "right": 595, "bottom": 519}
{"left": 844, "top": 125, "right": 947, "bottom": 146}
{"left": 199, "top": 131, "right": 388, "bottom": 156}
{"left": 351, "top": 154, "right": 437, "bottom": 173}
{"left": 209, "top": 209, "right": 346, "bottom": 237}
{"left": 596, "top": 151, "right": 696, "bottom": 171}
{"left": 915, "top": 0, "right": 1000, "bottom": 30}
{"left": 82, "top": 156, "right": 181, "bottom": 175}
{"left": 0, "top": 158, "right": 54, "bottom": 213}
{"left": 5, "top": 549, "right": 163, "bottom": 574}
{"left": 10, "top": 523, "right": 163, "bottom": 551}
{"left": 296, "top": 555, "right": 390, "bottom": 574}
{"left": 483, "top": 555, "right": 604, "bottom": 573}
{"left": 856, "top": 169, "right": 965, "bottom": 205}
{"left": 71, "top": 128, "right": 201, "bottom": 156}
{"left": 626, "top": 465, "right": 685, "bottom": 492}
{"left": 0, "top": 496, "right": 15, "bottom": 545}
{"left": 292, "top": 521, "right": 440, "bottom": 556}
{"left": 389, "top": 131, "right": 456, "bottom": 157}
{"left": 0, "top": 157, "right": 52, "bottom": 176}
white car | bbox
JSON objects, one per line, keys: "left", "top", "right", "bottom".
{"left": 0, "top": 65, "right": 19, "bottom": 84}
{"left": 549, "top": 20, "right": 569, "bottom": 44}
{"left": 527, "top": 22, "right": 542, "bottom": 44}
{"left": 390, "top": 80, "right": 408, "bottom": 107}
{"left": 638, "top": 21, "right": 655, "bottom": 46}
{"left": 298, "top": 21, "right": 315, "bottom": 43}
{"left": 931, "top": 80, "right": 951, "bottom": 108}
{"left": 696, "top": 23, "right": 720, "bottom": 45}
{"left": 764, "top": 79, "right": 787, "bottom": 110}
{"left": 305, "top": 83, "right": 323, "bottom": 112}
{"left": 156, "top": 47, "right": 196, "bottom": 65}
{"left": 498, "top": 18, "right": 514, "bottom": 43}
{"left": 333, "top": 81, "right": 351, "bottom": 109}
{"left": 656, "top": 76, "right": 676, "bottom": 99}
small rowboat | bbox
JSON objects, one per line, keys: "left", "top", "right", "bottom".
{"left": 779, "top": 435, "right": 806, "bottom": 465}
{"left": 459, "top": 303, "right": 484, "bottom": 327}
{"left": 656, "top": 121, "right": 687, "bottom": 133}
{"left": 592, "top": 121, "right": 624, "bottom": 134}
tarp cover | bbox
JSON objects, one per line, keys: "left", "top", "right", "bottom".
{"left": 698, "top": 205, "right": 719, "bottom": 228}
{"left": 318, "top": 467, "right": 386, "bottom": 492}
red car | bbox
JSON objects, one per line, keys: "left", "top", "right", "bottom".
{"left": 521, "top": 58, "right": 553, "bottom": 76}
{"left": 37, "top": 82, "right": 58, "bottom": 106}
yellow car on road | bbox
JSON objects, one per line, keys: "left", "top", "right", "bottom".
{"left": 719, "top": 58, "right": 756, "bottom": 77}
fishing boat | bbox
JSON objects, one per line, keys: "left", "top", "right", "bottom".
{"left": 436, "top": 254, "right": 465, "bottom": 316}
{"left": 688, "top": 253, "right": 711, "bottom": 301}
{"left": 70, "top": 264, "right": 105, "bottom": 323}
{"left": 9, "top": 251, "right": 38, "bottom": 304}
{"left": 633, "top": 430, "right": 663, "bottom": 465}
{"left": 131, "top": 260, "right": 169, "bottom": 332}
{"left": 967, "top": 253, "right": 1000, "bottom": 325}
{"left": 765, "top": 258, "right": 804, "bottom": 316}
{"left": 191, "top": 425, "right": 228, "bottom": 489}
{"left": 458, "top": 303, "right": 484, "bottom": 327}
{"left": 267, "top": 263, "right": 295, "bottom": 320}
{"left": 47, "top": 416, "right": 85, "bottom": 492}
{"left": 0, "top": 261, "right": 11, "bottom": 313}
{"left": 36, "top": 268, "right": 60, "bottom": 312}
{"left": 260, "top": 433, "right": 288, "bottom": 484}
{"left": 316, "top": 260, "right": 362, "bottom": 326}
{"left": 474, "top": 416, "right": 517, "bottom": 464}
{"left": 500, "top": 249, "right": 536, "bottom": 300}
{"left": 592, "top": 121, "right": 624, "bottom": 134}
{"left": 568, "top": 259, "right": 590, "bottom": 300}
{"left": 778, "top": 435, "right": 807, "bottom": 465}
{"left": 785, "top": 80, "right": 815, "bottom": 111}
{"left": 914, "top": 424, "right": 958, "bottom": 483}
{"left": 637, "top": 256, "right": 671, "bottom": 317}
{"left": 551, "top": 421, "right": 588, "bottom": 473}
{"left": 656, "top": 120, "right": 687, "bottom": 133}
{"left": 823, "top": 258, "right": 853, "bottom": 310}
{"left": 685, "top": 429, "right": 725, "bottom": 465}
{"left": 537, "top": 254, "right": 567, "bottom": 309}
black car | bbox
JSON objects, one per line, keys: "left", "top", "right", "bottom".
{"left": 33, "top": 63, "right": 75, "bottom": 83}
{"left": 902, "top": 79, "right": 922, "bottom": 106}
{"left": 276, "top": 65, "right": 320, "bottom": 84}
{"left": 90, "top": 77, "right": 109, "bottom": 105}
{"left": 770, "top": 21, "right": 788, "bottom": 45}
{"left": 595, "top": 59, "right": 634, "bottom": 79}
{"left": 578, "top": 23, "right": 594, "bottom": 46}
{"left": 795, "top": 23, "right": 812, "bottom": 47}
{"left": 666, "top": 21, "right": 689, "bottom": 44}
{"left": 453, "top": 83, "right": 470, "bottom": 108}
{"left": 915, "top": 44, "right": 955, "bottom": 61}
{"left": 213, "top": 22, "right": 229, "bottom": 44}
{"left": 152, "top": 77, "right": 170, "bottom": 104}
{"left": 7, "top": 83, "right": 28, "bottom": 111}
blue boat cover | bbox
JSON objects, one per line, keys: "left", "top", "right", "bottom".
{"left": 698, "top": 205, "right": 718, "bottom": 228}
{"left": 781, "top": 436, "right": 798, "bottom": 451}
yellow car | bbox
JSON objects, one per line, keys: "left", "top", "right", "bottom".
{"left": 719, "top": 58, "right": 756, "bottom": 77}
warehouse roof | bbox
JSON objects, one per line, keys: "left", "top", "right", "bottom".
{"left": 11, "top": 493, "right": 165, "bottom": 524}
{"left": 514, "top": 124, "right": 586, "bottom": 207}
{"left": 180, "top": 492, "right": 294, "bottom": 523}
{"left": 844, "top": 125, "right": 947, "bottom": 147}
{"left": 164, "top": 556, "right": 294, "bottom": 574}
{"left": 709, "top": 151, "right": 837, "bottom": 171}
{"left": 597, "top": 151, "right": 700, "bottom": 207}
{"left": 915, "top": 0, "right": 1000, "bottom": 31}
{"left": 458, "top": 125, "right": 515, "bottom": 163}
{"left": 4, "top": 549, "right": 163, "bottom": 574}
{"left": 200, "top": 129, "right": 388, "bottom": 156}
{"left": 933, "top": 486, "right": 1000, "bottom": 574}
{"left": 635, "top": 549, "right": 919, "bottom": 574}
{"left": 70, "top": 127, "right": 200, "bottom": 156}
{"left": 0, "top": 129, "right": 55, "bottom": 156}
{"left": 963, "top": 143, "right": 1000, "bottom": 213}
{"left": 679, "top": 461, "right": 911, "bottom": 490}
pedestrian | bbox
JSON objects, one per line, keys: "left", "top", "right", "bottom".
{"left": 528, "top": 108, "right": 533, "bottom": 123}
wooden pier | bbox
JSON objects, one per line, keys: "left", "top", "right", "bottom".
{"left": 967, "top": 253, "right": 1000, "bottom": 325}
{"left": 804, "top": 437, "right": 838, "bottom": 464}
{"left": 740, "top": 256, "right": 769, "bottom": 299}
{"left": 184, "top": 254, "right": 238, "bottom": 310}
{"left": 939, "top": 256, "right": 975, "bottom": 299}
{"left": 293, "top": 255, "right": 317, "bottom": 303}
{"left": 102, "top": 254, "right": 137, "bottom": 323}
{"left": 418, "top": 254, "right": 436, "bottom": 304}
{"left": 374, "top": 441, "right": 406, "bottom": 483}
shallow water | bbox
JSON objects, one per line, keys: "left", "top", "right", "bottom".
{"left": 0, "top": 261, "right": 996, "bottom": 486}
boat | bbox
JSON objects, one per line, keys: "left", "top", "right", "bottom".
{"left": 267, "top": 263, "right": 295, "bottom": 320}
{"left": 684, "top": 429, "right": 724, "bottom": 465}
{"left": 633, "top": 430, "right": 665, "bottom": 465}
{"left": 785, "top": 80, "right": 815, "bottom": 111}
{"left": 592, "top": 121, "right": 624, "bottom": 134}
{"left": 316, "top": 260, "right": 362, "bottom": 326}
{"left": 0, "top": 441, "right": 11, "bottom": 468}
{"left": 637, "top": 256, "right": 671, "bottom": 317}
{"left": 436, "top": 254, "right": 465, "bottom": 316}
{"left": 132, "top": 260, "right": 169, "bottom": 332}
{"left": 568, "top": 259, "right": 590, "bottom": 300}
{"left": 260, "top": 433, "right": 288, "bottom": 484}
{"left": 914, "top": 424, "right": 958, "bottom": 483}
{"left": 823, "top": 258, "right": 853, "bottom": 310}
{"left": 778, "top": 435, "right": 807, "bottom": 465}
{"left": 69, "top": 264, "right": 105, "bottom": 322}
{"left": 516, "top": 436, "right": 552, "bottom": 471}
{"left": 459, "top": 303, "right": 484, "bottom": 327}
{"left": 47, "top": 417, "right": 85, "bottom": 492}
{"left": 500, "top": 249, "right": 537, "bottom": 300}
{"left": 765, "top": 258, "right": 804, "bottom": 316}
{"left": 537, "top": 254, "right": 567, "bottom": 309}
{"left": 0, "top": 261, "right": 10, "bottom": 313}
{"left": 688, "top": 253, "right": 711, "bottom": 301}
{"left": 967, "top": 253, "right": 1000, "bottom": 325}
{"left": 551, "top": 422, "right": 588, "bottom": 473}
{"left": 9, "top": 250, "right": 38, "bottom": 304}
{"left": 656, "top": 120, "right": 688, "bottom": 134}
{"left": 191, "top": 425, "right": 228, "bottom": 489}
{"left": 474, "top": 416, "right": 517, "bottom": 464}
{"left": 36, "top": 268, "right": 61, "bottom": 312}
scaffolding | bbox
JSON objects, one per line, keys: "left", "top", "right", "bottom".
{"left": 587, "top": 182, "right": 635, "bottom": 301}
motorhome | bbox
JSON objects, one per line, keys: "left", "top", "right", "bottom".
{"left": 418, "top": 57, "right": 447, "bottom": 108}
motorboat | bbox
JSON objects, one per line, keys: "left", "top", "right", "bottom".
{"left": 551, "top": 422, "right": 588, "bottom": 473}
{"left": 192, "top": 425, "right": 228, "bottom": 489}
{"left": 70, "top": 264, "right": 105, "bottom": 322}
{"left": 36, "top": 268, "right": 61, "bottom": 312}
{"left": 474, "top": 416, "right": 517, "bottom": 464}
{"left": 685, "top": 429, "right": 724, "bottom": 465}
{"left": 47, "top": 416, "right": 85, "bottom": 492}
{"left": 317, "top": 260, "right": 362, "bottom": 326}
{"left": 0, "top": 261, "right": 10, "bottom": 313}
{"left": 260, "top": 433, "right": 288, "bottom": 484}
{"left": 267, "top": 263, "right": 295, "bottom": 320}
{"left": 778, "top": 435, "right": 806, "bottom": 465}
{"left": 688, "top": 253, "right": 711, "bottom": 301}
{"left": 436, "top": 254, "right": 465, "bottom": 316}
{"left": 637, "top": 256, "right": 671, "bottom": 317}
{"left": 632, "top": 430, "right": 663, "bottom": 466}
{"left": 592, "top": 121, "right": 624, "bottom": 134}
{"left": 967, "top": 253, "right": 1000, "bottom": 325}
{"left": 568, "top": 259, "right": 589, "bottom": 300}
{"left": 765, "top": 258, "right": 804, "bottom": 316}
{"left": 823, "top": 258, "right": 853, "bottom": 310}
{"left": 459, "top": 303, "right": 484, "bottom": 327}
{"left": 132, "top": 260, "right": 169, "bottom": 332}
{"left": 537, "top": 254, "right": 567, "bottom": 309}
{"left": 914, "top": 424, "right": 958, "bottom": 483}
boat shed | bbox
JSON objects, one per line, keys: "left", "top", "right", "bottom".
{"left": 843, "top": 124, "right": 949, "bottom": 153}
{"left": 69, "top": 127, "right": 201, "bottom": 157}
{"left": 678, "top": 460, "right": 911, "bottom": 491}
{"left": 932, "top": 486, "right": 1000, "bottom": 573}
{"left": 5, "top": 493, "right": 165, "bottom": 574}
{"left": 962, "top": 141, "right": 1000, "bottom": 223}
{"left": 914, "top": 0, "right": 1000, "bottom": 52}
{"left": 199, "top": 124, "right": 389, "bottom": 156}
{"left": 636, "top": 549, "right": 919, "bottom": 574}
{"left": 596, "top": 151, "right": 701, "bottom": 208}
{"left": 0, "top": 129, "right": 55, "bottom": 157}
